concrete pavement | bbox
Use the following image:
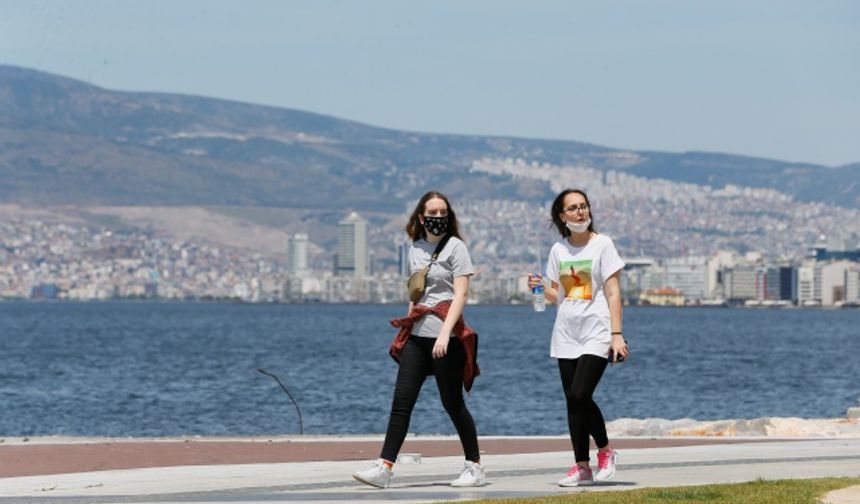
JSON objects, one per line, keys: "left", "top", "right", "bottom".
{"left": 0, "top": 437, "right": 858, "bottom": 503}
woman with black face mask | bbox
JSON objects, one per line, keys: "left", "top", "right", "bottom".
{"left": 353, "top": 191, "right": 485, "bottom": 489}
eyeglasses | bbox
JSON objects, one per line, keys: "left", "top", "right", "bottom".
{"left": 563, "top": 203, "right": 589, "bottom": 213}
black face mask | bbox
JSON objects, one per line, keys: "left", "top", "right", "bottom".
{"left": 423, "top": 215, "right": 449, "bottom": 236}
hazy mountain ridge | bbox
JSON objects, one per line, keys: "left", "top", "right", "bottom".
{"left": 1, "top": 64, "right": 858, "bottom": 213}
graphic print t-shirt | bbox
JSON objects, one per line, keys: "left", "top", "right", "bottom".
{"left": 544, "top": 234, "right": 625, "bottom": 359}
{"left": 409, "top": 236, "right": 474, "bottom": 338}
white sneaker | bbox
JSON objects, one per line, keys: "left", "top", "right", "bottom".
{"left": 352, "top": 460, "right": 393, "bottom": 489}
{"left": 558, "top": 465, "right": 593, "bottom": 487}
{"left": 595, "top": 448, "right": 617, "bottom": 481}
{"left": 450, "top": 460, "right": 487, "bottom": 487}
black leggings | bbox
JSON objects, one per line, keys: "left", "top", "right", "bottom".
{"left": 558, "top": 355, "right": 609, "bottom": 462}
{"left": 380, "top": 336, "right": 480, "bottom": 463}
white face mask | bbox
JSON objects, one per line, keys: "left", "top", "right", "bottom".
{"left": 565, "top": 219, "right": 591, "bottom": 234}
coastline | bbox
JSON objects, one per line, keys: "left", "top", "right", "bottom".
{"left": 7, "top": 414, "right": 858, "bottom": 446}
{"left": 3, "top": 298, "right": 860, "bottom": 309}
{"left": 606, "top": 415, "right": 860, "bottom": 437}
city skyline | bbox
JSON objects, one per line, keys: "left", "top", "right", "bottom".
{"left": 5, "top": 202, "right": 859, "bottom": 306}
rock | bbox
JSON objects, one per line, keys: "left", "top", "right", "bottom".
{"left": 606, "top": 416, "right": 860, "bottom": 437}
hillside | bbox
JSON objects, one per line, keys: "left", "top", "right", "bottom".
{"left": 2, "top": 65, "right": 858, "bottom": 212}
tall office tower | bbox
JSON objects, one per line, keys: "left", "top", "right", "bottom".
{"left": 337, "top": 212, "right": 368, "bottom": 277}
{"left": 286, "top": 233, "right": 309, "bottom": 275}
{"left": 397, "top": 243, "right": 411, "bottom": 276}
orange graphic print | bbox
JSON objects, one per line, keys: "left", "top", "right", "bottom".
{"left": 559, "top": 259, "right": 593, "bottom": 300}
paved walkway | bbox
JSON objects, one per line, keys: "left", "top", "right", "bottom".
{"left": 0, "top": 436, "right": 858, "bottom": 503}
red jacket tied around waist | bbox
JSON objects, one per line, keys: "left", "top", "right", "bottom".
{"left": 389, "top": 300, "right": 480, "bottom": 392}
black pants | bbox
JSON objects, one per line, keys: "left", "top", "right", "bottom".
{"left": 380, "top": 335, "right": 480, "bottom": 463}
{"left": 558, "top": 354, "right": 609, "bottom": 462}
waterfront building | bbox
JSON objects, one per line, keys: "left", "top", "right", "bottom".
{"left": 821, "top": 260, "right": 853, "bottom": 306}
{"left": 325, "top": 274, "right": 372, "bottom": 303}
{"left": 845, "top": 264, "right": 860, "bottom": 304}
{"left": 796, "top": 261, "right": 820, "bottom": 306}
{"left": 621, "top": 257, "right": 656, "bottom": 295}
{"left": 706, "top": 251, "right": 735, "bottom": 299}
{"left": 336, "top": 212, "right": 369, "bottom": 277}
{"left": 722, "top": 265, "right": 757, "bottom": 301}
{"left": 664, "top": 256, "right": 708, "bottom": 301}
{"left": 286, "top": 233, "right": 309, "bottom": 276}
{"left": 397, "top": 242, "right": 410, "bottom": 277}
{"left": 639, "top": 287, "right": 685, "bottom": 306}
{"left": 813, "top": 235, "right": 860, "bottom": 262}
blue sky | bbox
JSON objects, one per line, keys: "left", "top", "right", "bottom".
{"left": 1, "top": 0, "right": 858, "bottom": 166}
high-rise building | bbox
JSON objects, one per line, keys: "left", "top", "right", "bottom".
{"left": 772, "top": 266, "right": 796, "bottom": 301}
{"left": 821, "top": 260, "right": 852, "bottom": 306}
{"left": 397, "top": 242, "right": 411, "bottom": 277}
{"left": 796, "top": 261, "right": 820, "bottom": 306}
{"left": 286, "top": 233, "right": 309, "bottom": 275}
{"left": 722, "top": 265, "right": 757, "bottom": 300}
{"left": 706, "top": 251, "right": 736, "bottom": 299}
{"left": 337, "top": 212, "right": 369, "bottom": 277}
{"left": 845, "top": 265, "right": 860, "bottom": 303}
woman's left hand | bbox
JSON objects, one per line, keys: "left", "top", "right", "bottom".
{"left": 433, "top": 334, "right": 450, "bottom": 359}
{"left": 610, "top": 334, "right": 628, "bottom": 362}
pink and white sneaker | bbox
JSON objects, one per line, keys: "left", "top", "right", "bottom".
{"left": 595, "top": 448, "right": 617, "bottom": 481}
{"left": 558, "top": 464, "right": 593, "bottom": 487}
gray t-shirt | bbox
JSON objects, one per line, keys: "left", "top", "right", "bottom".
{"left": 409, "top": 236, "right": 474, "bottom": 338}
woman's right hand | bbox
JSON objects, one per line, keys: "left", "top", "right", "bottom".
{"left": 527, "top": 273, "right": 542, "bottom": 290}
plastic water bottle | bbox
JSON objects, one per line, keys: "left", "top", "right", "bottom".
{"left": 532, "top": 284, "right": 546, "bottom": 312}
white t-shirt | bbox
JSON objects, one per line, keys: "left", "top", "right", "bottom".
{"left": 409, "top": 236, "right": 474, "bottom": 338}
{"left": 544, "top": 233, "right": 625, "bottom": 359}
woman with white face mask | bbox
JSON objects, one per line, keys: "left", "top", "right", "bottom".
{"left": 353, "top": 191, "right": 485, "bottom": 490}
{"left": 528, "top": 188, "right": 627, "bottom": 487}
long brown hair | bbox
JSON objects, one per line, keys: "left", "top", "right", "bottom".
{"left": 551, "top": 188, "right": 597, "bottom": 237}
{"left": 405, "top": 191, "right": 463, "bottom": 241}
